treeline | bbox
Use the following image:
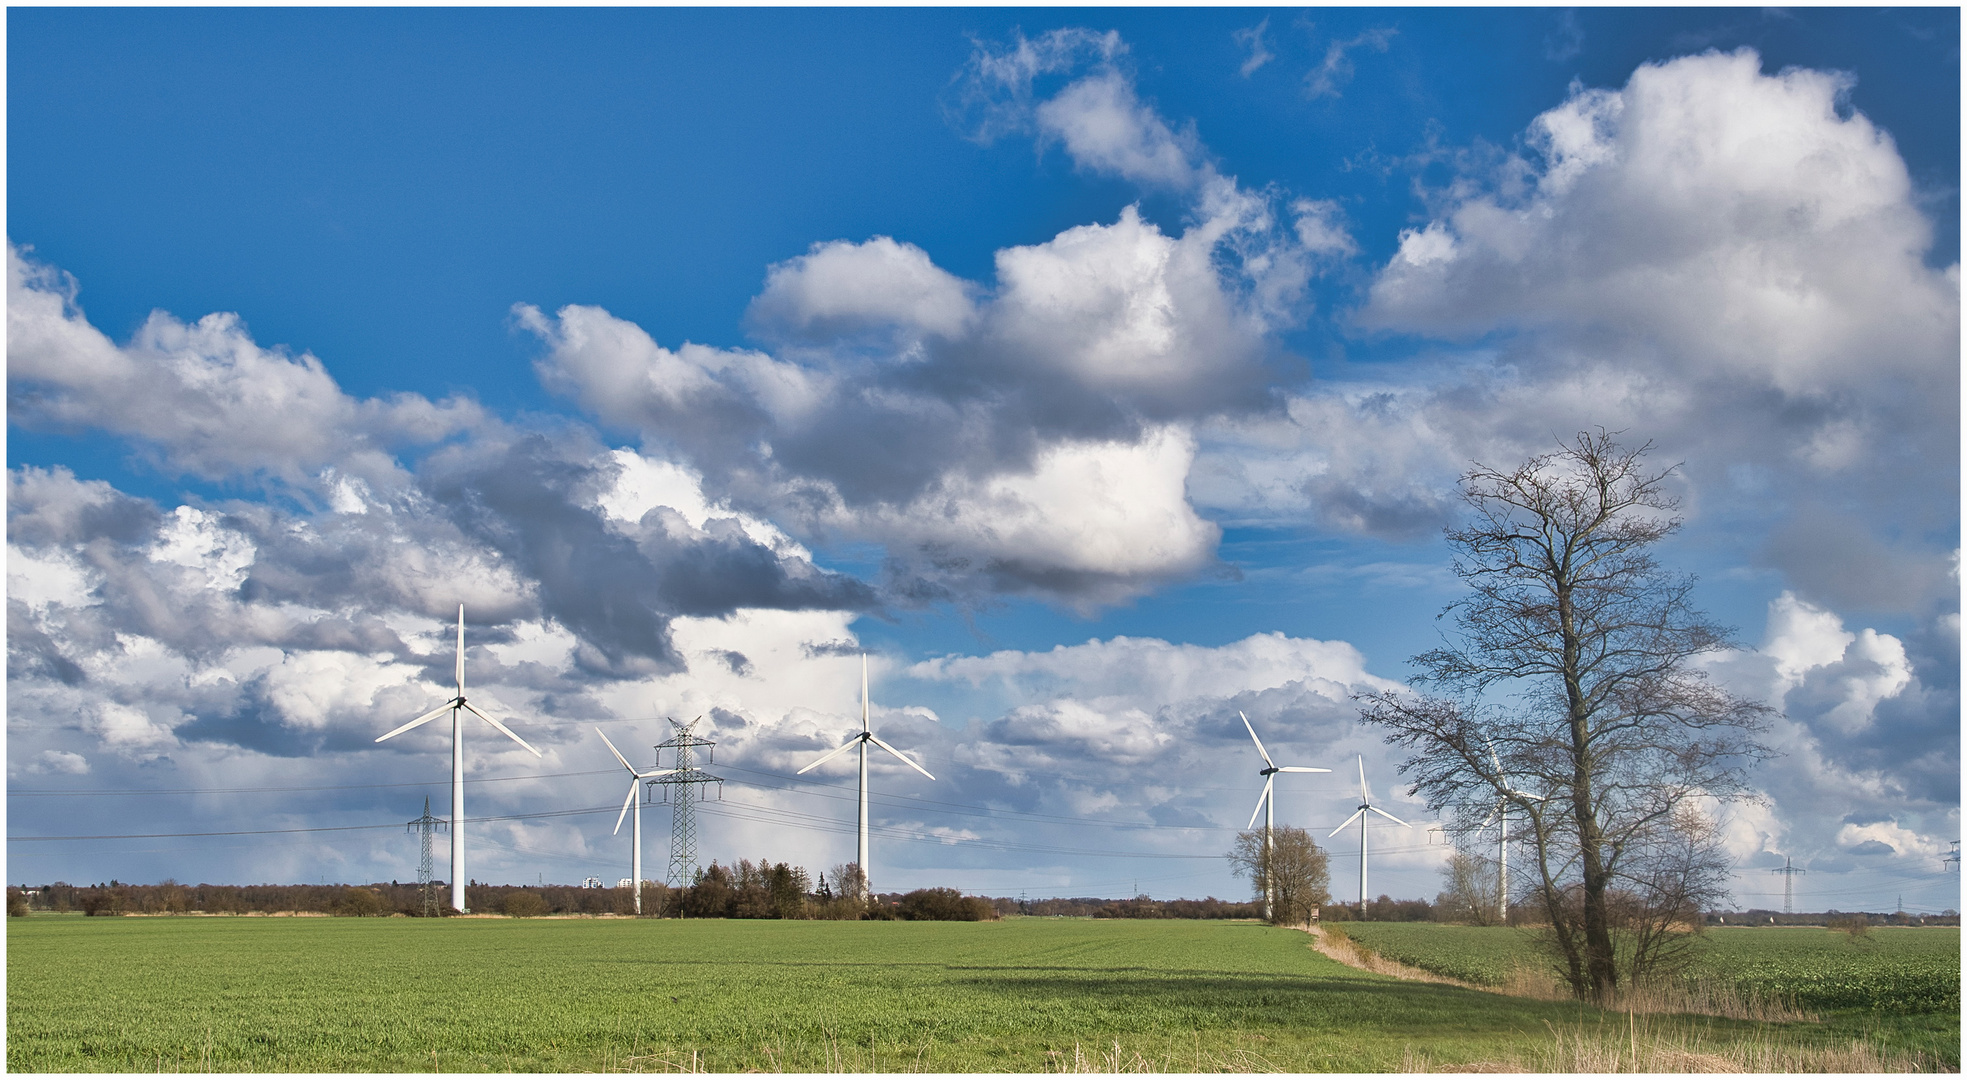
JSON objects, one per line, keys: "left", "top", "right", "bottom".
{"left": 14, "top": 878, "right": 1506, "bottom": 925}
{"left": 1710, "top": 909, "right": 1960, "bottom": 927}
{"left": 1321, "top": 894, "right": 1438, "bottom": 923}
{"left": 5, "top": 879, "right": 616, "bottom": 918}
{"left": 5, "top": 860, "right": 1001, "bottom": 922}
{"left": 1017, "top": 895, "right": 1263, "bottom": 919}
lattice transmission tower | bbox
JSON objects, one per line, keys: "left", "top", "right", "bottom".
{"left": 406, "top": 796, "right": 448, "bottom": 917}
{"left": 1772, "top": 854, "right": 1805, "bottom": 914}
{"left": 649, "top": 716, "right": 723, "bottom": 889}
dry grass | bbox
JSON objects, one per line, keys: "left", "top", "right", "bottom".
{"left": 1405, "top": 1010, "right": 1943, "bottom": 1073}
{"left": 1313, "top": 926, "right": 1938, "bottom": 1073}
{"left": 1306, "top": 924, "right": 1482, "bottom": 989}
{"left": 1038, "top": 1038, "right": 1286, "bottom": 1074}
{"left": 1313, "top": 925, "right": 1815, "bottom": 1022}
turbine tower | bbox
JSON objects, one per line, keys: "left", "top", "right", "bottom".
{"left": 1239, "top": 711, "right": 1330, "bottom": 921}
{"left": 649, "top": 717, "right": 723, "bottom": 889}
{"left": 596, "top": 727, "right": 675, "bottom": 915}
{"left": 1329, "top": 755, "right": 1409, "bottom": 917}
{"left": 797, "top": 654, "right": 934, "bottom": 899}
{"left": 376, "top": 605, "right": 541, "bottom": 914}
{"left": 1478, "top": 743, "right": 1546, "bottom": 924}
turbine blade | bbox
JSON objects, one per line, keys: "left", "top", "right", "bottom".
{"left": 614, "top": 779, "right": 637, "bottom": 836}
{"left": 637, "top": 767, "right": 679, "bottom": 780}
{"left": 1247, "top": 776, "right": 1274, "bottom": 830}
{"left": 1277, "top": 766, "right": 1330, "bottom": 773}
{"left": 462, "top": 701, "right": 542, "bottom": 757}
{"left": 1329, "top": 808, "right": 1365, "bottom": 838}
{"left": 595, "top": 727, "right": 635, "bottom": 773}
{"left": 1480, "top": 799, "right": 1502, "bottom": 828}
{"left": 861, "top": 654, "right": 870, "bottom": 733}
{"left": 1239, "top": 711, "right": 1276, "bottom": 769}
{"left": 797, "top": 737, "right": 860, "bottom": 775}
{"left": 455, "top": 605, "right": 466, "bottom": 698}
{"left": 867, "top": 733, "right": 935, "bottom": 780}
{"left": 376, "top": 702, "right": 453, "bottom": 743}
{"left": 1357, "top": 754, "right": 1368, "bottom": 802}
{"left": 1369, "top": 805, "right": 1411, "bottom": 828}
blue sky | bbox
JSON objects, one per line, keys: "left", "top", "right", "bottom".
{"left": 8, "top": 8, "right": 1959, "bottom": 913}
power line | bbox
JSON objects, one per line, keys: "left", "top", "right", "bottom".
{"left": 6, "top": 803, "right": 620, "bottom": 842}
{"left": 701, "top": 794, "right": 1222, "bottom": 861}
{"left": 719, "top": 761, "right": 1376, "bottom": 836}
{"left": 8, "top": 768, "right": 616, "bottom": 798}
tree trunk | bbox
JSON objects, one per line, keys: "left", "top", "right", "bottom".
{"left": 1560, "top": 573, "right": 1618, "bottom": 1002}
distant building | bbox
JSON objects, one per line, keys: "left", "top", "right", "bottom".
{"left": 618, "top": 878, "right": 634, "bottom": 890}
{"left": 583, "top": 877, "right": 603, "bottom": 889}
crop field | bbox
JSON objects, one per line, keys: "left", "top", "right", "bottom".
{"left": 8, "top": 915, "right": 1956, "bottom": 1072}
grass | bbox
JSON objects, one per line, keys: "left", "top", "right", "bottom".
{"left": 1335, "top": 921, "right": 1960, "bottom": 1067}
{"left": 7, "top": 915, "right": 1955, "bottom": 1072}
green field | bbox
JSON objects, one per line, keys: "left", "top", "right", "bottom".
{"left": 7, "top": 915, "right": 1956, "bottom": 1072}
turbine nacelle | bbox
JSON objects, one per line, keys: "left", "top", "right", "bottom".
{"left": 373, "top": 604, "right": 540, "bottom": 915}
{"left": 795, "top": 654, "right": 935, "bottom": 898}
{"left": 1327, "top": 755, "right": 1411, "bottom": 836}
{"left": 1238, "top": 711, "right": 1331, "bottom": 830}
{"left": 375, "top": 607, "right": 541, "bottom": 757}
{"left": 597, "top": 727, "right": 676, "bottom": 835}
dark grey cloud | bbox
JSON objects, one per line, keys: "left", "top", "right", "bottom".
{"left": 420, "top": 432, "right": 877, "bottom": 677}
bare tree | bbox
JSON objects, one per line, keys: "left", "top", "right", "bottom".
{"left": 1435, "top": 850, "right": 1501, "bottom": 926}
{"left": 1359, "top": 432, "right": 1770, "bottom": 1002}
{"left": 1228, "top": 826, "right": 1330, "bottom": 926}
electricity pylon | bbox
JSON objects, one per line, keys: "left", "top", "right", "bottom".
{"left": 1772, "top": 855, "right": 1805, "bottom": 914}
{"left": 406, "top": 796, "right": 448, "bottom": 917}
{"left": 649, "top": 717, "right": 723, "bottom": 889}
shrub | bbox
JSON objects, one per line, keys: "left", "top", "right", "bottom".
{"left": 898, "top": 887, "right": 996, "bottom": 921}
{"left": 502, "top": 890, "right": 549, "bottom": 918}
{"left": 334, "top": 887, "right": 386, "bottom": 917}
{"left": 1827, "top": 913, "right": 1870, "bottom": 940}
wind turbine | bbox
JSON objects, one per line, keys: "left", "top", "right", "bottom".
{"left": 1240, "top": 711, "right": 1331, "bottom": 921}
{"left": 797, "top": 654, "right": 933, "bottom": 899}
{"left": 1478, "top": 743, "right": 1545, "bottom": 924}
{"left": 596, "top": 727, "right": 675, "bottom": 915}
{"left": 375, "top": 605, "right": 541, "bottom": 914}
{"left": 1329, "top": 755, "right": 1409, "bottom": 917}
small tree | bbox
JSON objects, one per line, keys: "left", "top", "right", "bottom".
{"left": 820, "top": 863, "right": 869, "bottom": 919}
{"left": 1228, "top": 826, "right": 1330, "bottom": 926}
{"left": 1359, "top": 432, "right": 1771, "bottom": 1002}
{"left": 768, "top": 862, "right": 810, "bottom": 919}
{"left": 1435, "top": 850, "right": 1501, "bottom": 925}
{"left": 683, "top": 863, "right": 734, "bottom": 918}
